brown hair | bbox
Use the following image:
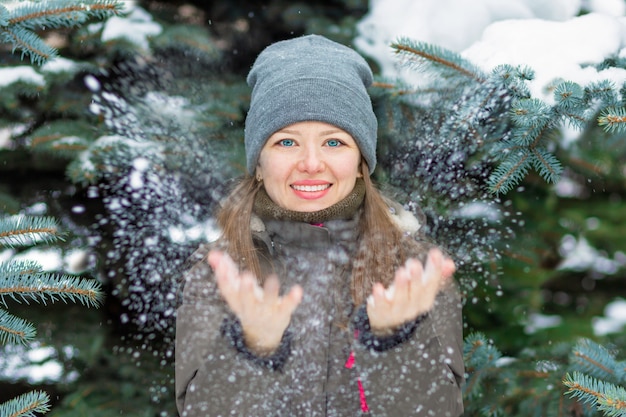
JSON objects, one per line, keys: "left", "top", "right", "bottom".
{"left": 216, "top": 160, "right": 415, "bottom": 305}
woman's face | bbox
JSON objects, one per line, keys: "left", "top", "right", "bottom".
{"left": 256, "top": 121, "right": 362, "bottom": 212}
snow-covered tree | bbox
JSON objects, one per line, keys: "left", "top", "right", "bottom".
{"left": 1, "top": 0, "right": 625, "bottom": 415}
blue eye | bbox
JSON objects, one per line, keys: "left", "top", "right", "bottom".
{"left": 326, "top": 139, "right": 342, "bottom": 147}
{"left": 279, "top": 139, "right": 295, "bottom": 147}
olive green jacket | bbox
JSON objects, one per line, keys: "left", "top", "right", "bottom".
{"left": 175, "top": 205, "right": 464, "bottom": 416}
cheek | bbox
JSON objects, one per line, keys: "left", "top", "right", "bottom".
{"left": 339, "top": 154, "right": 362, "bottom": 177}
{"left": 258, "top": 154, "right": 290, "bottom": 182}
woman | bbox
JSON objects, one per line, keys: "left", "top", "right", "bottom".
{"left": 175, "top": 34, "right": 464, "bottom": 416}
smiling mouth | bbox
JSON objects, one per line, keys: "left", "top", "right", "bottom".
{"left": 291, "top": 184, "right": 331, "bottom": 192}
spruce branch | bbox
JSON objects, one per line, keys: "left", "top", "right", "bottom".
{"left": 7, "top": 1, "right": 119, "bottom": 29}
{"left": 0, "top": 24, "right": 56, "bottom": 64}
{"left": 0, "top": 268, "right": 103, "bottom": 308}
{"left": 0, "top": 308, "right": 36, "bottom": 345}
{"left": 570, "top": 338, "right": 624, "bottom": 383}
{"left": 0, "top": 4, "right": 9, "bottom": 26}
{"left": 585, "top": 80, "right": 621, "bottom": 106}
{"left": 564, "top": 372, "right": 626, "bottom": 417}
{"left": 464, "top": 332, "right": 503, "bottom": 370}
{"left": 0, "top": 0, "right": 122, "bottom": 65}
{"left": 0, "top": 390, "right": 50, "bottom": 417}
{"left": 598, "top": 107, "right": 626, "bottom": 134}
{"left": 391, "top": 37, "right": 486, "bottom": 83}
{"left": 491, "top": 64, "right": 532, "bottom": 98}
{"left": 530, "top": 147, "right": 563, "bottom": 184}
{"left": 463, "top": 333, "right": 504, "bottom": 400}
{"left": 388, "top": 36, "right": 625, "bottom": 195}
{"left": 509, "top": 98, "right": 552, "bottom": 136}
{"left": 487, "top": 148, "right": 532, "bottom": 194}
{"left": 0, "top": 216, "right": 62, "bottom": 248}
{"left": 554, "top": 81, "right": 584, "bottom": 110}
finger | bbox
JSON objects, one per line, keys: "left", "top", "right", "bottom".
{"left": 213, "top": 251, "right": 239, "bottom": 285}
{"left": 403, "top": 258, "right": 423, "bottom": 303}
{"left": 423, "top": 249, "right": 443, "bottom": 285}
{"left": 263, "top": 275, "right": 280, "bottom": 302}
{"left": 282, "top": 285, "right": 303, "bottom": 315}
{"left": 207, "top": 250, "right": 223, "bottom": 270}
{"left": 404, "top": 258, "right": 423, "bottom": 283}
{"left": 233, "top": 274, "right": 260, "bottom": 322}
{"left": 392, "top": 264, "right": 411, "bottom": 305}
{"left": 384, "top": 283, "right": 396, "bottom": 301}
{"left": 368, "top": 282, "right": 386, "bottom": 308}
{"left": 209, "top": 250, "right": 238, "bottom": 276}
{"left": 240, "top": 271, "right": 263, "bottom": 302}
{"left": 213, "top": 252, "right": 241, "bottom": 299}
{"left": 216, "top": 272, "right": 242, "bottom": 316}
{"left": 442, "top": 258, "right": 456, "bottom": 279}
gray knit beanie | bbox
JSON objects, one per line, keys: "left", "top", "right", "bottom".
{"left": 245, "top": 34, "right": 378, "bottom": 175}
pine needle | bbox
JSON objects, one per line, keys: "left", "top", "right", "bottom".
{"left": 0, "top": 390, "right": 50, "bottom": 417}
{"left": 0, "top": 308, "right": 36, "bottom": 345}
{"left": 0, "top": 216, "right": 62, "bottom": 248}
{"left": 0, "top": 271, "right": 104, "bottom": 308}
{"left": 564, "top": 372, "right": 626, "bottom": 417}
{"left": 598, "top": 107, "right": 626, "bottom": 134}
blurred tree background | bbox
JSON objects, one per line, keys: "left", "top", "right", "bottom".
{"left": 0, "top": 0, "right": 624, "bottom": 416}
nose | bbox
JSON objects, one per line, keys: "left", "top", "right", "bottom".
{"left": 297, "top": 146, "right": 325, "bottom": 173}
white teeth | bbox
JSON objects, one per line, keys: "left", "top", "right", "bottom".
{"left": 292, "top": 184, "right": 330, "bottom": 192}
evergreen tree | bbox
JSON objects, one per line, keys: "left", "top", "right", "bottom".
{"left": 381, "top": 39, "right": 626, "bottom": 416}
{"left": 0, "top": 215, "right": 103, "bottom": 417}
{"left": 0, "top": 1, "right": 117, "bottom": 415}
{"left": 1, "top": 1, "right": 625, "bottom": 415}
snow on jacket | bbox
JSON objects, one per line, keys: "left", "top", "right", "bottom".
{"left": 175, "top": 201, "right": 465, "bottom": 416}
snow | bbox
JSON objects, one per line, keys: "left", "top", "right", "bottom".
{"left": 525, "top": 313, "right": 563, "bottom": 334}
{"left": 40, "top": 57, "right": 78, "bottom": 74}
{"left": 0, "top": 66, "right": 45, "bottom": 87}
{"left": 168, "top": 218, "right": 220, "bottom": 245}
{"left": 129, "top": 157, "right": 150, "bottom": 189}
{"left": 84, "top": 74, "right": 101, "bottom": 92}
{"left": 100, "top": 6, "right": 162, "bottom": 51}
{"left": 0, "top": 344, "right": 63, "bottom": 383}
{"left": 355, "top": 0, "right": 626, "bottom": 104}
{"left": 593, "top": 298, "right": 626, "bottom": 335}
{"left": 11, "top": 248, "right": 63, "bottom": 271}
{"left": 355, "top": 0, "right": 626, "bottom": 338}
{"left": 1, "top": 0, "right": 622, "bottom": 112}
{"left": 557, "top": 234, "right": 625, "bottom": 274}
{"left": 1, "top": 0, "right": 625, "bottom": 389}
{"left": 0, "top": 128, "right": 12, "bottom": 149}
{"left": 462, "top": 13, "right": 623, "bottom": 101}
{"left": 452, "top": 202, "right": 501, "bottom": 221}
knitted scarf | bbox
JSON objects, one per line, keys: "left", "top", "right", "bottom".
{"left": 253, "top": 178, "right": 365, "bottom": 224}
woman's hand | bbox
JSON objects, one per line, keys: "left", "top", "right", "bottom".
{"left": 366, "top": 248, "right": 456, "bottom": 335}
{"left": 208, "top": 250, "right": 303, "bottom": 356}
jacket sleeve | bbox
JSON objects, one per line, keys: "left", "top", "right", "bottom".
{"left": 175, "top": 245, "right": 288, "bottom": 417}
{"left": 353, "top": 282, "right": 465, "bottom": 417}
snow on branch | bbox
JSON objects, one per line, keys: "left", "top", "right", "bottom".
{"left": 0, "top": 0, "right": 122, "bottom": 65}
{"left": 391, "top": 37, "right": 486, "bottom": 83}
